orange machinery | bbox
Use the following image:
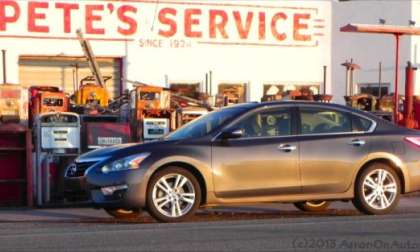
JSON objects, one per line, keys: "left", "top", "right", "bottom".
{"left": 343, "top": 61, "right": 419, "bottom": 123}
{"left": 28, "top": 86, "right": 69, "bottom": 127}
{"left": 344, "top": 94, "right": 395, "bottom": 122}
{"left": 74, "top": 76, "right": 110, "bottom": 109}
{"left": 344, "top": 94, "right": 377, "bottom": 112}
{"left": 72, "top": 77, "right": 134, "bottom": 150}
{"left": 130, "top": 85, "right": 172, "bottom": 141}
{"left": 74, "top": 30, "right": 110, "bottom": 114}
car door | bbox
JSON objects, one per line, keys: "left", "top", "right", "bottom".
{"left": 212, "top": 105, "right": 301, "bottom": 198}
{"left": 297, "top": 105, "right": 373, "bottom": 194}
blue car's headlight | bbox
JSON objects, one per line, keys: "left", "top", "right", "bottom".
{"left": 101, "top": 153, "right": 151, "bottom": 174}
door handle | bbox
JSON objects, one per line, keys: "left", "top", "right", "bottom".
{"left": 278, "top": 144, "right": 297, "bottom": 152}
{"left": 349, "top": 139, "right": 366, "bottom": 146}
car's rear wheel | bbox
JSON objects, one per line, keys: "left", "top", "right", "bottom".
{"left": 104, "top": 208, "right": 141, "bottom": 219}
{"left": 353, "top": 163, "right": 401, "bottom": 215}
{"left": 294, "top": 201, "right": 331, "bottom": 212}
{"left": 147, "top": 167, "right": 201, "bottom": 222}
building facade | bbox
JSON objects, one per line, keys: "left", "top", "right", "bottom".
{"left": 0, "top": 0, "right": 419, "bottom": 104}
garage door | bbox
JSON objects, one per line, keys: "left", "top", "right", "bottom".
{"left": 19, "top": 56, "right": 122, "bottom": 98}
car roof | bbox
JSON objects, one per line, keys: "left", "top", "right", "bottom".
{"left": 244, "top": 100, "right": 352, "bottom": 111}
{"left": 216, "top": 101, "right": 404, "bottom": 134}
{"left": 232, "top": 100, "right": 379, "bottom": 119}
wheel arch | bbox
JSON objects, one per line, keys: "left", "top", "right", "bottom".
{"left": 355, "top": 158, "right": 407, "bottom": 194}
{"left": 149, "top": 161, "right": 208, "bottom": 206}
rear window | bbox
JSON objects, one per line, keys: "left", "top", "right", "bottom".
{"left": 352, "top": 115, "right": 373, "bottom": 132}
{"left": 300, "top": 107, "right": 351, "bottom": 134}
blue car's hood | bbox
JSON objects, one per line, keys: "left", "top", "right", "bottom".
{"left": 75, "top": 140, "right": 177, "bottom": 162}
{"left": 76, "top": 143, "right": 137, "bottom": 161}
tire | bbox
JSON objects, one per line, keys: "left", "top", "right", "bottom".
{"left": 352, "top": 163, "right": 401, "bottom": 215}
{"left": 104, "top": 208, "right": 141, "bottom": 219}
{"left": 294, "top": 201, "right": 331, "bottom": 212}
{"left": 146, "top": 167, "right": 201, "bottom": 223}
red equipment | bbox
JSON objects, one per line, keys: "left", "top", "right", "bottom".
{"left": 341, "top": 23, "right": 420, "bottom": 123}
{"left": 414, "top": 97, "right": 420, "bottom": 127}
{"left": 81, "top": 115, "right": 132, "bottom": 151}
{"left": 85, "top": 122, "right": 131, "bottom": 150}
{"left": 28, "top": 86, "right": 69, "bottom": 127}
{"left": 402, "top": 62, "right": 417, "bottom": 128}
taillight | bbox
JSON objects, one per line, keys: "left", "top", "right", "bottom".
{"left": 404, "top": 137, "right": 420, "bottom": 147}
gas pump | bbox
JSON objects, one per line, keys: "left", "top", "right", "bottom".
{"left": 28, "top": 86, "right": 69, "bottom": 127}
{"left": 35, "top": 112, "right": 81, "bottom": 205}
{"left": 130, "top": 85, "right": 172, "bottom": 141}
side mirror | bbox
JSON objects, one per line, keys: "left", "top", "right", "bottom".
{"left": 220, "top": 128, "right": 243, "bottom": 140}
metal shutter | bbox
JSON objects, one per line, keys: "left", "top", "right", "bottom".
{"left": 19, "top": 56, "right": 121, "bottom": 98}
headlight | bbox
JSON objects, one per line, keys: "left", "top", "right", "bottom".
{"left": 101, "top": 153, "right": 150, "bottom": 174}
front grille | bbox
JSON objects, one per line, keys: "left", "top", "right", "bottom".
{"left": 66, "top": 162, "right": 97, "bottom": 177}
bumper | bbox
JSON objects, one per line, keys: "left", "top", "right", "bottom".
{"left": 64, "top": 176, "right": 90, "bottom": 201}
{"left": 90, "top": 184, "right": 143, "bottom": 209}
{"left": 85, "top": 168, "right": 148, "bottom": 209}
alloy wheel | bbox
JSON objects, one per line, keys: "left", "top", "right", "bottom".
{"left": 362, "top": 169, "right": 398, "bottom": 210}
{"left": 152, "top": 173, "right": 196, "bottom": 218}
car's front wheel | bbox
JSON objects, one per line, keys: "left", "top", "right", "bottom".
{"left": 146, "top": 167, "right": 201, "bottom": 222}
{"left": 353, "top": 163, "right": 401, "bottom": 215}
{"left": 294, "top": 201, "right": 331, "bottom": 212}
{"left": 104, "top": 208, "right": 141, "bottom": 219}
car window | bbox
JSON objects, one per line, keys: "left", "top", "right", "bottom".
{"left": 234, "top": 108, "right": 292, "bottom": 138}
{"left": 165, "top": 107, "right": 246, "bottom": 140}
{"left": 300, "top": 107, "right": 351, "bottom": 134}
{"left": 352, "top": 115, "right": 373, "bottom": 132}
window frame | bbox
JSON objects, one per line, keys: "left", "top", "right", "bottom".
{"left": 351, "top": 114, "right": 375, "bottom": 133}
{"left": 213, "top": 104, "right": 377, "bottom": 142}
{"left": 296, "top": 105, "right": 377, "bottom": 136}
{"left": 214, "top": 105, "right": 298, "bottom": 141}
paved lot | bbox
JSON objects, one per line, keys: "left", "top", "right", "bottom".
{"left": 1, "top": 196, "right": 420, "bottom": 251}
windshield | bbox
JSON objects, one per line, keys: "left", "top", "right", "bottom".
{"left": 165, "top": 107, "right": 246, "bottom": 141}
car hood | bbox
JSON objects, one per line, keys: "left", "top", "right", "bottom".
{"left": 75, "top": 140, "right": 178, "bottom": 162}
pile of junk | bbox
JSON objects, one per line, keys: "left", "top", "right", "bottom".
{"left": 0, "top": 32, "right": 213, "bottom": 207}
{"left": 344, "top": 61, "right": 420, "bottom": 128}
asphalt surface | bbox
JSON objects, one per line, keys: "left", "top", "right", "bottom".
{"left": 1, "top": 197, "right": 420, "bottom": 252}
